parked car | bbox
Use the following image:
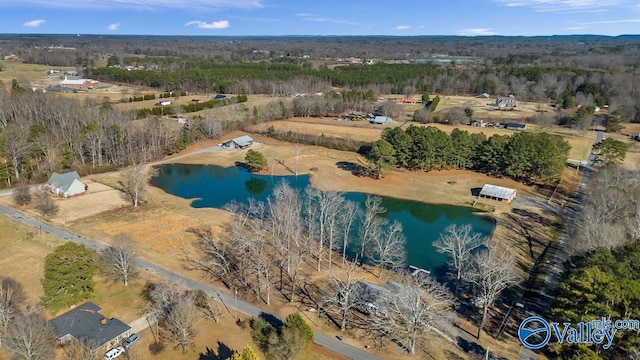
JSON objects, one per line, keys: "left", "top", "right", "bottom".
{"left": 104, "top": 347, "right": 125, "bottom": 360}
{"left": 122, "top": 333, "right": 139, "bottom": 349}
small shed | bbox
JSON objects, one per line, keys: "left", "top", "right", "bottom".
{"left": 221, "top": 135, "right": 254, "bottom": 149}
{"left": 45, "top": 171, "right": 86, "bottom": 198}
{"left": 479, "top": 184, "right": 517, "bottom": 203}
{"left": 371, "top": 116, "right": 391, "bottom": 124}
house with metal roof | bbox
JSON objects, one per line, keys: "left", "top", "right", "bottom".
{"left": 45, "top": 171, "right": 87, "bottom": 198}
{"left": 221, "top": 135, "right": 254, "bottom": 149}
{"left": 479, "top": 184, "right": 517, "bottom": 203}
{"left": 371, "top": 116, "right": 391, "bottom": 124}
{"left": 59, "top": 77, "right": 100, "bottom": 90}
{"left": 48, "top": 302, "right": 131, "bottom": 350}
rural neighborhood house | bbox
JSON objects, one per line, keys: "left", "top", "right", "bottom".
{"left": 48, "top": 302, "right": 131, "bottom": 351}
{"left": 45, "top": 171, "right": 87, "bottom": 198}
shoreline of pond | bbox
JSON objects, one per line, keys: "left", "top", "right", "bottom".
{"left": 150, "top": 163, "right": 497, "bottom": 273}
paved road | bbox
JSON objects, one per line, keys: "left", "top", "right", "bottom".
{"left": 0, "top": 204, "right": 382, "bottom": 360}
{"left": 517, "top": 120, "right": 604, "bottom": 360}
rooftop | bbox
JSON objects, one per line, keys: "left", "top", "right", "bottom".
{"left": 48, "top": 302, "right": 131, "bottom": 348}
{"left": 479, "top": 184, "right": 516, "bottom": 199}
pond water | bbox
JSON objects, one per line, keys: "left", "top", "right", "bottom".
{"left": 150, "top": 164, "right": 495, "bottom": 277}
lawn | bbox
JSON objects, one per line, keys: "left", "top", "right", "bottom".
{"left": 0, "top": 215, "right": 63, "bottom": 303}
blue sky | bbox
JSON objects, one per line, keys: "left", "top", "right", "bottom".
{"left": 1, "top": 0, "right": 639, "bottom": 36}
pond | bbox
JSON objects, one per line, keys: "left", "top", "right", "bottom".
{"left": 150, "top": 163, "right": 495, "bottom": 277}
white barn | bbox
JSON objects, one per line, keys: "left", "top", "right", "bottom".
{"left": 45, "top": 171, "right": 87, "bottom": 198}
{"left": 479, "top": 184, "right": 517, "bottom": 203}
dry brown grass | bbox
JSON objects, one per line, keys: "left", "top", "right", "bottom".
{"left": 0, "top": 216, "right": 63, "bottom": 303}
{"left": 249, "top": 116, "right": 594, "bottom": 162}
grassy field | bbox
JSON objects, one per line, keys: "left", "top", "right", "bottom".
{"left": 0, "top": 61, "right": 74, "bottom": 86}
{"left": 0, "top": 215, "right": 64, "bottom": 303}
{"left": 250, "top": 117, "right": 596, "bottom": 161}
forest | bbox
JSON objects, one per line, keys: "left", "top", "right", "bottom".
{"left": 1, "top": 34, "right": 639, "bottom": 120}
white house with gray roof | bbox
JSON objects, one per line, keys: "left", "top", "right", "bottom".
{"left": 45, "top": 171, "right": 87, "bottom": 198}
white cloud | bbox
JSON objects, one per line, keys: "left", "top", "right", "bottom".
{"left": 107, "top": 23, "right": 120, "bottom": 31}
{"left": 296, "top": 13, "right": 358, "bottom": 26}
{"left": 494, "top": 0, "right": 631, "bottom": 13}
{"left": 579, "top": 18, "right": 640, "bottom": 25}
{"left": 458, "top": 28, "right": 497, "bottom": 36}
{"left": 2, "top": 0, "right": 263, "bottom": 10}
{"left": 395, "top": 25, "right": 410, "bottom": 30}
{"left": 185, "top": 20, "right": 230, "bottom": 29}
{"left": 23, "top": 19, "right": 45, "bottom": 27}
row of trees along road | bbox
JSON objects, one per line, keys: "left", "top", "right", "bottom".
{"left": 552, "top": 164, "right": 640, "bottom": 358}
{"left": 367, "top": 125, "right": 570, "bottom": 184}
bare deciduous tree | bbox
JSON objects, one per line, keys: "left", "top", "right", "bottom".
{"left": 366, "top": 220, "right": 407, "bottom": 279}
{"left": 34, "top": 189, "right": 58, "bottom": 217}
{"left": 120, "top": 160, "right": 150, "bottom": 208}
{"left": 372, "top": 273, "right": 455, "bottom": 355}
{"left": 160, "top": 292, "right": 200, "bottom": 354}
{"left": 62, "top": 338, "right": 98, "bottom": 360}
{"left": 359, "top": 196, "right": 386, "bottom": 263}
{"left": 0, "top": 277, "right": 26, "bottom": 343}
{"left": 12, "top": 183, "right": 31, "bottom": 206}
{"left": 466, "top": 246, "right": 519, "bottom": 339}
{"left": 324, "top": 260, "right": 363, "bottom": 332}
{"left": 4, "top": 305, "right": 55, "bottom": 360}
{"left": 306, "top": 188, "right": 344, "bottom": 271}
{"left": 433, "top": 224, "right": 486, "bottom": 295}
{"left": 98, "top": 235, "right": 138, "bottom": 286}
{"left": 339, "top": 200, "right": 360, "bottom": 265}
{"left": 183, "top": 226, "right": 235, "bottom": 289}
{"left": 192, "top": 289, "right": 225, "bottom": 323}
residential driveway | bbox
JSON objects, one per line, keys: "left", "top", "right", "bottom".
{"left": 0, "top": 204, "right": 382, "bottom": 360}
{"left": 127, "top": 316, "right": 150, "bottom": 334}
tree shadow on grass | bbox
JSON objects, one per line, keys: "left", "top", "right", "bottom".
{"left": 199, "top": 340, "right": 234, "bottom": 360}
{"left": 336, "top": 161, "right": 363, "bottom": 176}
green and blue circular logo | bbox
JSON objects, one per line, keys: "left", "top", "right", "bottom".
{"left": 519, "top": 316, "right": 551, "bottom": 349}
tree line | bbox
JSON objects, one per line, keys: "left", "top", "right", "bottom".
{"left": 0, "top": 90, "right": 283, "bottom": 185}
{"left": 367, "top": 125, "right": 570, "bottom": 185}
{"left": 550, "top": 165, "right": 640, "bottom": 358}
{"left": 81, "top": 60, "right": 640, "bottom": 123}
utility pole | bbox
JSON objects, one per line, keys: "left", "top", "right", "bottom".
{"left": 548, "top": 178, "right": 562, "bottom": 205}
{"left": 234, "top": 288, "right": 238, "bottom": 320}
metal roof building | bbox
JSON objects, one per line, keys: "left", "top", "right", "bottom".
{"left": 221, "top": 135, "right": 254, "bottom": 149}
{"left": 479, "top": 184, "right": 517, "bottom": 203}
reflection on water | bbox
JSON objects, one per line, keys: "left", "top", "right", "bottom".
{"left": 150, "top": 163, "right": 495, "bottom": 275}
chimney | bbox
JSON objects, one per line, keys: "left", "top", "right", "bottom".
{"left": 100, "top": 318, "right": 108, "bottom": 325}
